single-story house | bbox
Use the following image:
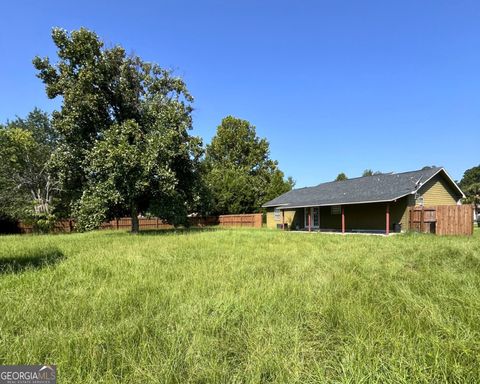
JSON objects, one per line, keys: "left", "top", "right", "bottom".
{"left": 263, "top": 167, "right": 465, "bottom": 234}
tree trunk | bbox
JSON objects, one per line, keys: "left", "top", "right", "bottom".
{"left": 131, "top": 205, "right": 139, "bottom": 234}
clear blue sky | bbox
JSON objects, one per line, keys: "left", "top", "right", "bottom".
{"left": 1, "top": 0, "right": 478, "bottom": 187}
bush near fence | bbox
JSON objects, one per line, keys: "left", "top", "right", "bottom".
{"left": 17, "top": 214, "right": 262, "bottom": 233}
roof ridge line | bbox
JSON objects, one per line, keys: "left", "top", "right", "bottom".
{"left": 305, "top": 167, "right": 442, "bottom": 189}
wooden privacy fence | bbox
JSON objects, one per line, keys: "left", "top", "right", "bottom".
{"left": 18, "top": 219, "right": 76, "bottom": 234}
{"left": 100, "top": 216, "right": 222, "bottom": 230}
{"left": 409, "top": 205, "right": 473, "bottom": 236}
{"left": 18, "top": 214, "right": 262, "bottom": 233}
{"left": 100, "top": 218, "right": 173, "bottom": 230}
{"left": 218, "top": 213, "right": 263, "bottom": 228}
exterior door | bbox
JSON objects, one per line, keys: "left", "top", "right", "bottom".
{"left": 304, "top": 207, "right": 320, "bottom": 228}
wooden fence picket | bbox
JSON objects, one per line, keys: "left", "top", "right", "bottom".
{"left": 409, "top": 205, "right": 473, "bottom": 236}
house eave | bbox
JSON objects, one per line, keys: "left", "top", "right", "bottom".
{"left": 263, "top": 193, "right": 411, "bottom": 209}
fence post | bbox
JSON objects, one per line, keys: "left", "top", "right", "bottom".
{"left": 420, "top": 206, "right": 424, "bottom": 233}
{"left": 471, "top": 204, "right": 474, "bottom": 235}
{"left": 409, "top": 207, "right": 413, "bottom": 231}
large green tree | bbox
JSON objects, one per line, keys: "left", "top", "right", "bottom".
{"left": 0, "top": 109, "right": 59, "bottom": 225}
{"left": 34, "top": 28, "right": 201, "bottom": 232}
{"left": 459, "top": 165, "right": 480, "bottom": 214}
{"left": 459, "top": 165, "right": 480, "bottom": 191}
{"left": 204, "top": 116, "right": 293, "bottom": 214}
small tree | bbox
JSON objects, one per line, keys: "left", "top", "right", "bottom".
{"left": 335, "top": 172, "right": 348, "bottom": 181}
{"left": 362, "top": 169, "right": 383, "bottom": 177}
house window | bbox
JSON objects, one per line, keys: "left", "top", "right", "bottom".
{"left": 274, "top": 208, "right": 281, "bottom": 221}
{"left": 331, "top": 206, "right": 341, "bottom": 215}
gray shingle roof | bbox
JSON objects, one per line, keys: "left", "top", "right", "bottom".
{"left": 263, "top": 167, "right": 460, "bottom": 208}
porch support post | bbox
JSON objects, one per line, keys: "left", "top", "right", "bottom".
{"left": 386, "top": 203, "right": 390, "bottom": 235}
{"left": 318, "top": 206, "right": 321, "bottom": 232}
{"left": 282, "top": 210, "right": 285, "bottom": 230}
{"left": 341, "top": 205, "right": 345, "bottom": 234}
{"left": 308, "top": 208, "right": 311, "bottom": 232}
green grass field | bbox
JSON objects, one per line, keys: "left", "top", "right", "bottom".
{"left": 0, "top": 228, "right": 479, "bottom": 383}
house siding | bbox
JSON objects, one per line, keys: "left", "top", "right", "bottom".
{"left": 266, "top": 208, "right": 303, "bottom": 229}
{"left": 418, "top": 174, "right": 460, "bottom": 206}
{"left": 396, "top": 197, "right": 410, "bottom": 230}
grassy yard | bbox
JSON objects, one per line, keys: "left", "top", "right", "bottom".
{"left": 0, "top": 228, "right": 479, "bottom": 383}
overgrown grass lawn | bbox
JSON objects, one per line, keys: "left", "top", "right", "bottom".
{"left": 1, "top": 228, "right": 479, "bottom": 383}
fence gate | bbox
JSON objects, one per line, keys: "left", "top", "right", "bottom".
{"left": 409, "top": 205, "right": 473, "bottom": 236}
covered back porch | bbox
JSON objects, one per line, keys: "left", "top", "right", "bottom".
{"left": 275, "top": 199, "right": 408, "bottom": 234}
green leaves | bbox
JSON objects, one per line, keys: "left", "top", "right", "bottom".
{"left": 335, "top": 172, "right": 348, "bottom": 181}
{"left": 34, "top": 28, "right": 201, "bottom": 231}
{"left": 204, "top": 116, "right": 294, "bottom": 215}
{"left": 459, "top": 165, "right": 480, "bottom": 207}
{"left": 0, "top": 110, "right": 58, "bottom": 222}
